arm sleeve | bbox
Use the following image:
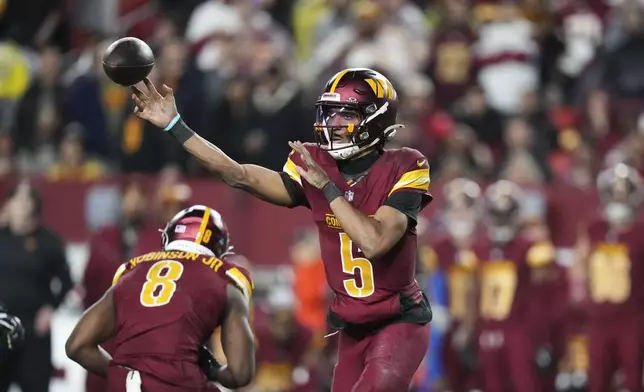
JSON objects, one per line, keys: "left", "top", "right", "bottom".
{"left": 279, "top": 172, "right": 310, "bottom": 209}
{"left": 384, "top": 191, "right": 424, "bottom": 226}
{"left": 280, "top": 150, "right": 311, "bottom": 209}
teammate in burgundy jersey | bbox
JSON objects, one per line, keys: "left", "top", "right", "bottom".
{"left": 472, "top": 181, "right": 558, "bottom": 392}
{"left": 66, "top": 205, "right": 255, "bottom": 392}
{"left": 577, "top": 164, "right": 644, "bottom": 392}
{"left": 429, "top": 178, "right": 482, "bottom": 392}
{"left": 131, "top": 68, "right": 433, "bottom": 392}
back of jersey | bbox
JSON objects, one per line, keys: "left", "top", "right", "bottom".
{"left": 110, "top": 251, "right": 252, "bottom": 388}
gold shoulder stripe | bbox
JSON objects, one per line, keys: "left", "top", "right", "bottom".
{"left": 283, "top": 157, "right": 302, "bottom": 185}
{"left": 226, "top": 267, "right": 254, "bottom": 302}
{"left": 388, "top": 168, "right": 430, "bottom": 196}
{"left": 527, "top": 241, "right": 555, "bottom": 268}
{"left": 112, "top": 263, "right": 128, "bottom": 287}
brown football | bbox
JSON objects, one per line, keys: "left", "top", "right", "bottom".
{"left": 102, "top": 37, "right": 155, "bottom": 86}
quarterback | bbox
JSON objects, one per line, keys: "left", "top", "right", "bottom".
{"left": 131, "top": 68, "right": 433, "bottom": 391}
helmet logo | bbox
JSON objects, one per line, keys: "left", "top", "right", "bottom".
{"left": 346, "top": 97, "right": 358, "bottom": 103}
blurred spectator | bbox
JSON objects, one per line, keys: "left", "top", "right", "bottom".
{"left": 47, "top": 124, "right": 105, "bottom": 182}
{"left": 252, "top": 286, "right": 320, "bottom": 392}
{"left": 474, "top": 3, "right": 539, "bottom": 114}
{"left": 65, "top": 39, "right": 129, "bottom": 157}
{"left": 0, "top": 0, "right": 67, "bottom": 49}
{"left": 81, "top": 178, "right": 156, "bottom": 392}
{"left": 498, "top": 117, "right": 551, "bottom": 184}
{"left": 155, "top": 181, "right": 192, "bottom": 224}
{"left": 290, "top": 228, "right": 326, "bottom": 333}
{"left": 426, "top": 0, "right": 477, "bottom": 107}
{"left": 0, "top": 181, "right": 72, "bottom": 392}
{"left": 211, "top": 61, "right": 310, "bottom": 170}
{"left": 578, "top": 88, "right": 622, "bottom": 159}
{"left": 0, "top": 134, "right": 14, "bottom": 178}
{"left": 306, "top": 0, "right": 426, "bottom": 85}
{"left": 602, "top": 0, "right": 644, "bottom": 103}
{"left": 453, "top": 85, "right": 505, "bottom": 149}
{"left": 12, "top": 46, "right": 65, "bottom": 172}
{"left": 0, "top": 40, "right": 30, "bottom": 133}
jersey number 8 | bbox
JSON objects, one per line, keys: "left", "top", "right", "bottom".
{"left": 140, "top": 260, "right": 185, "bottom": 307}
{"left": 340, "top": 233, "right": 375, "bottom": 298}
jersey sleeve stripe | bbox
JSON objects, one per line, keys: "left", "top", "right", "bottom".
{"left": 388, "top": 168, "right": 430, "bottom": 196}
{"left": 283, "top": 158, "right": 302, "bottom": 186}
{"left": 111, "top": 264, "right": 127, "bottom": 286}
{"left": 226, "top": 267, "right": 254, "bottom": 302}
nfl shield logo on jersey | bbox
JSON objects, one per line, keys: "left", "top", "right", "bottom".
{"left": 345, "top": 190, "right": 354, "bottom": 201}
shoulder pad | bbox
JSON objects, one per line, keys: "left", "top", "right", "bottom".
{"left": 387, "top": 148, "right": 431, "bottom": 197}
{"left": 217, "top": 261, "right": 254, "bottom": 302}
{"left": 111, "top": 262, "right": 133, "bottom": 287}
{"left": 526, "top": 241, "right": 555, "bottom": 268}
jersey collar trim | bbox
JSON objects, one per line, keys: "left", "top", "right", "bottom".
{"left": 165, "top": 240, "right": 215, "bottom": 256}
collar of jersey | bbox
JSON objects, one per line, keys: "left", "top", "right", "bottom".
{"left": 337, "top": 149, "right": 382, "bottom": 176}
{"left": 165, "top": 240, "right": 215, "bottom": 256}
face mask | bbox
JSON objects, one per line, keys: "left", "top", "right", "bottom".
{"left": 447, "top": 220, "right": 475, "bottom": 239}
{"left": 489, "top": 226, "right": 515, "bottom": 243}
{"left": 603, "top": 202, "right": 632, "bottom": 224}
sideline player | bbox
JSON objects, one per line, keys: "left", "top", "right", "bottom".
{"left": 472, "top": 180, "right": 558, "bottom": 392}
{"left": 65, "top": 205, "right": 255, "bottom": 391}
{"left": 131, "top": 68, "right": 433, "bottom": 391}
{"left": 577, "top": 163, "right": 644, "bottom": 392}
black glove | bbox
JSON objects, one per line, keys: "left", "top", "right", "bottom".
{"left": 198, "top": 344, "right": 222, "bottom": 381}
{"left": 0, "top": 309, "right": 24, "bottom": 351}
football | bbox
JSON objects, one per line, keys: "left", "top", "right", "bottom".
{"left": 102, "top": 37, "right": 155, "bottom": 86}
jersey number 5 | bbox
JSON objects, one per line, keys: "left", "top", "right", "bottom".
{"left": 140, "top": 260, "right": 185, "bottom": 307}
{"left": 339, "top": 233, "right": 375, "bottom": 298}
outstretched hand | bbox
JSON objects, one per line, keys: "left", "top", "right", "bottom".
{"left": 289, "top": 141, "right": 331, "bottom": 189}
{"left": 131, "top": 78, "right": 178, "bottom": 129}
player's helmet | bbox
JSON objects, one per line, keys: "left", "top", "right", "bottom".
{"left": 597, "top": 163, "right": 643, "bottom": 224}
{"left": 442, "top": 178, "right": 481, "bottom": 239}
{"left": 484, "top": 180, "right": 523, "bottom": 243}
{"left": 315, "top": 68, "right": 403, "bottom": 160}
{"left": 161, "top": 205, "right": 232, "bottom": 258}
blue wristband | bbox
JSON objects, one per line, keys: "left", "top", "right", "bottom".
{"left": 164, "top": 114, "right": 181, "bottom": 131}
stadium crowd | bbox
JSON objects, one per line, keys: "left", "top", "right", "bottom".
{"left": 1, "top": 0, "right": 644, "bottom": 391}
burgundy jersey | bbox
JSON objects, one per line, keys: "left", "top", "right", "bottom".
{"left": 473, "top": 236, "right": 555, "bottom": 328}
{"left": 427, "top": 23, "right": 477, "bottom": 106}
{"left": 109, "top": 250, "right": 253, "bottom": 389}
{"left": 283, "top": 144, "right": 431, "bottom": 324}
{"left": 584, "top": 219, "right": 644, "bottom": 320}
{"left": 430, "top": 235, "right": 478, "bottom": 322}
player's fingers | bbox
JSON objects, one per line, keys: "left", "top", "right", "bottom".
{"left": 131, "top": 94, "right": 146, "bottom": 109}
{"left": 295, "top": 165, "right": 307, "bottom": 177}
{"left": 131, "top": 86, "right": 148, "bottom": 100}
{"left": 161, "top": 84, "right": 174, "bottom": 98}
{"left": 143, "top": 78, "right": 161, "bottom": 97}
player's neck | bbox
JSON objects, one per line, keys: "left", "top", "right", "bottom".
{"left": 337, "top": 149, "right": 381, "bottom": 175}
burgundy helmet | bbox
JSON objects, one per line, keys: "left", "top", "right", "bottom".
{"left": 315, "top": 68, "right": 402, "bottom": 160}
{"left": 442, "top": 178, "right": 482, "bottom": 240}
{"left": 484, "top": 180, "right": 523, "bottom": 242}
{"left": 597, "top": 163, "right": 643, "bottom": 223}
{"left": 443, "top": 178, "right": 482, "bottom": 211}
{"left": 161, "top": 205, "right": 231, "bottom": 257}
